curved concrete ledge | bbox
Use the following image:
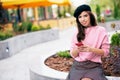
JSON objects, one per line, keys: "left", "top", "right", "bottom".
{"left": 0, "top": 28, "right": 59, "bottom": 60}
{"left": 29, "top": 53, "right": 120, "bottom": 80}
{"left": 29, "top": 53, "right": 68, "bottom": 80}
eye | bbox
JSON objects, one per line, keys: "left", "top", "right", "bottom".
{"left": 78, "top": 16, "right": 81, "bottom": 18}
{"left": 84, "top": 14, "right": 88, "bottom": 17}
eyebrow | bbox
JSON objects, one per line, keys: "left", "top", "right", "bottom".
{"left": 78, "top": 13, "right": 88, "bottom": 18}
{"left": 84, "top": 14, "right": 88, "bottom": 16}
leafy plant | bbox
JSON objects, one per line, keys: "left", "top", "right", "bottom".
{"left": 96, "top": 4, "right": 101, "bottom": 22}
{"left": 113, "top": 0, "right": 119, "bottom": 19}
{"left": 0, "top": 31, "right": 14, "bottom": 41}
{"left": 31, "top": 25, "right": 40, "bottom": 31}
{"left": 12, "top": 23, "right": 19, "bottom": 33}
{"left": 39, "top": 24, "right": 51, "bottom": 30}
{"left": 46, "top": 24, "right": 51, "bottom": 29}
{"left": 111, "top": 32, "right": 120, "bottom": 46}
{"left": 110, "top": 32, "right": 120, "bottom": 56}
{"left": 56, "top": 50, "right": 71, "bottom": 58}
{"left": 102, "top": 32, "right": 120, "bottom": 76}
{"left": 39, "top": 25, "right": 45, "bottom": 30}
{"left": 26, "top": 21, "right": 33, "bottom": 32}
{"left": 18, "top": 22, "right": 26, "bottom": 33}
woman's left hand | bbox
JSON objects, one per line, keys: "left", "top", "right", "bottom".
{"left": 78, "top": 45, "right": 91, "bottom": 52}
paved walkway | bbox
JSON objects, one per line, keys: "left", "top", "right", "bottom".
{"left": 0, "top": 26, "right": 76, "bottom": 80}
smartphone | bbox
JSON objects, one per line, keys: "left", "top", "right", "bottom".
{"left": 75, "top": 42, "right": 83, "bottom": 47}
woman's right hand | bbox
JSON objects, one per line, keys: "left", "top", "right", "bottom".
{"left": 77, "top": 45, "right": 90, "bottom": 52}
{"left": 71, "top": 46, "right": 80, "bottom": 58}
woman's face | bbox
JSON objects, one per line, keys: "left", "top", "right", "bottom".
{"left": 78, "top": 11, "right": 91, "bottom": 27}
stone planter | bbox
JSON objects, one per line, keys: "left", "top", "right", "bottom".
{"left": 0, "top": 29, "right": 59, "bottom": 60}
{"left": 29, "top": 54, "right": 120, "bottom": 80}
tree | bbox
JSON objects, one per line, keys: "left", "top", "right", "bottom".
{"left": 113, "top": 1, "right": 118, "bottom": 19}
{"left": 96, "top": 4, "right": 101, "bottom": 22}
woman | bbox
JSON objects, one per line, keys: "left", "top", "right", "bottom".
{"left": 66, "top": 4, "right": 110, "bottom": 80}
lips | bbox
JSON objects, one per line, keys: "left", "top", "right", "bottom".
{"left": 82, "top": 21, "right": 86, "bottom": 24}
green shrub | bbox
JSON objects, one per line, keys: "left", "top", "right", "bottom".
{"left": 39, "top": 24, "right": 51, "bottom": 30}
{"left": 46, "top": 24, "right": 51, "bottom": 29}
{"left": 0, "top": 25, "right": 3, "bottom": 30}
{"left": 39, "top": 25, "right": 45, "bottom": 30}
{"left": 96, "top": 4, "right": 101, "bottom": 22}
{"left": 18, "top": 22, "right": 28, "bottom": 33}
{"left": 0, "top": 31, "right": 13, "bottom": 41}
{"left": 26, "top": 21, "right": 33, "bottom": 32}
{"left": 11, "top": 22, "right": 19, "bottom": 33}
{"left": 0, "top": 31, "right": 5, "bottom": 40}
{"left": 113, "top": 1, "right": 119, "bottom": 19}
{"left": 110, "top": 32, "right": 120, "bottom": 55}
{"left": 5, "top": 31, "right": 13, "bottom": 39}
{"left": 56, "top": 50, "right": 71, "bottom": 58}
{"left": 111, "top": 32, "right": 120, "bottom": 46}
{"left": 31, "top": 25, "right": 40, "bottom": 31}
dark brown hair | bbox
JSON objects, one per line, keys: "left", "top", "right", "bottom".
{"left": 76, "top": 11, "right": 97, "bottom": 42}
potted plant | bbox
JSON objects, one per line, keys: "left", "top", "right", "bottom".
{"left": 110, "top": 32, "right": 120, "bottom": 55}
{"left": 102, "top": 32, "right": 120, "bottom": 76}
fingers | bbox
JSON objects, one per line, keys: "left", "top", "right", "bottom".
{"left": 77, "top": 46, "right": 90, "bottom": 52}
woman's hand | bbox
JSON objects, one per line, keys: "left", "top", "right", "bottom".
{"left": 70, "top": 46, "right": 80, "bottom": 58}
{"left": 77, "top": 45, "right": 105, "bottom": 56}
{"left": 70, "top": 44, "right": 93, "bottom": 58}
{"left": 77, "top": 45, "right": 91, "bottom": 52}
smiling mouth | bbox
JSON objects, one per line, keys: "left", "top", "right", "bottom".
{"left": 82, "top": 22, "right": 87, "bottom": 25}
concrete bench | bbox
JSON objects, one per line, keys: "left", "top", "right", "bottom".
{"left": 29, "top": 53, "right": 120, "bottom": 80}
{"left": 0, "top": 28, "right": 59, "bottom": 60}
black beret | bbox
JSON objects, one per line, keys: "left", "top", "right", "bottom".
{"left": 74, "top": 4, "right": 91, "bottom": 18}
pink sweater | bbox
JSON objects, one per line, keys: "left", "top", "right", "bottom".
{"left": 70, "top": 26, "right": 110, "bottom": 63}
